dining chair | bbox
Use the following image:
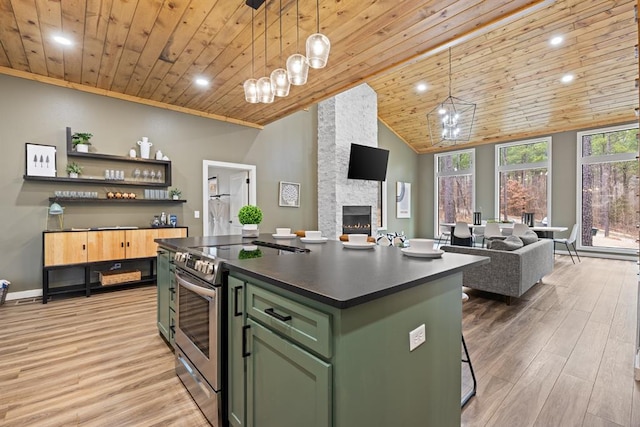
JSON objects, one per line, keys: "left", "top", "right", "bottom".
{"left": 453, "top": 221, "right": 473, "bottom": 247}
{"left": 483, "top": 222, "right": 505, "bottom": 247}
{"left": 436, "top": 224, "right": 451, "bottom": 247}
{"left": 472, "top": 225, "right": 485, "bottom": 247}
{"left": 512, "top": 223, "right": 530, "bottom": 237}
{"left": 553, "top": 224, "right": 581, "bottom": 264}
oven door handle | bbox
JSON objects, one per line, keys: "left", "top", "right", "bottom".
{"left": 175, "top": 272, "right": 217, "bottom": 299}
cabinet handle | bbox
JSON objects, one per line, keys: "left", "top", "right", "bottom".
{"left": 121, "top": 242, "right": 124, "bottom": 248}
{"left": 264, "top": 307, "right": 292, "bottom": 322}
{"left": 82, "top": 244, "right": 86, "bottom": 250}
{"left": 233, "top": 286, "right": 243, "bottom": 317}
{"left": 242, "top": 325, "right": 251, "bottom": 358}
{"left": 127, "top": 242, "right": 130, "bottom": 247}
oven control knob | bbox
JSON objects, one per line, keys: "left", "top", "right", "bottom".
{"left": 204, "top": 262, "right": 213, "bottom": 275}
{"left": 195, "top": 260, "right": 203, "bottom": 271}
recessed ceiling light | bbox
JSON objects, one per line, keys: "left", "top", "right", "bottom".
{"left": 416, "top": 83, "right": 428, "bottom": 92}
{"left": 53, "top": 35, "right": 72, "bottom": 46}
{"left": 561, "top": 74, "right": 574, "bottom": 83}
{"left": 550, "top": 36, "right": 563, "bottom": 46}
{"left": 195, "top": 78, "right": 210, "bottom": 87}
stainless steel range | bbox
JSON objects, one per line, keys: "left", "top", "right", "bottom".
{"left": 172, "top": 241, "right": 309, "bottom": 426}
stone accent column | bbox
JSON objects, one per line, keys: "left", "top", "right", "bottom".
{"left": 317, "top": 84, "right": 379, "bottom": 239}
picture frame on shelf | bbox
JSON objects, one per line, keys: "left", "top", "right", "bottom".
{"left": 279, "top": 181, "right": 300, "bottom": 207}
{"left": 396, "top": 181, "right": 411, "bottom": 218}
{"left": 26, "top": 143, "right": 57, "bottom": 177}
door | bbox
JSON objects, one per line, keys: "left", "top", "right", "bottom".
{"left": 229, "top": 171, "right": 249, "bottom": 235}
{"left": 44, "top": 232, "right": 88, "bottom": 266}
{"left": 87, "top": 230, "right": 125, "bottom": 262}
{"left": 125, "top": 229, "right": 159, "bottom": 259}
{"left": 246, "top": 319, "right": 331, "bottom": 427}
{"left": 157, "top": 249, "right": 172, "bottom": 342}
{"left": 228, "top": 276, "right": 246, "bottom": 427}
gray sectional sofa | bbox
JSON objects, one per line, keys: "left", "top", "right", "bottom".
{"left": 441, "top": 238, "right": 554, "bottom": 304}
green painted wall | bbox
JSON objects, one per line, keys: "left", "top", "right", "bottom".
{"left": 0, "top": 75, "right": 419, "bottom": 294}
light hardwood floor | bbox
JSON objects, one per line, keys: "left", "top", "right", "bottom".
{"left": 462, "top": 256, "right": 639, "bottom": 427}
{"left": 0, "top": 256, "right": 636, "bottom": 426}
{"left": 0, "top": 286, "right": 209, "bottom": 427}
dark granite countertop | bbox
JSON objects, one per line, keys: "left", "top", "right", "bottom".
{"left": 156, "top": 234, "right": 489, "bottom": 309}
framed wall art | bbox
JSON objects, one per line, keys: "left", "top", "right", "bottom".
{"left": 25, "top": 143, "right": 57, "bottom": 177}
{"left": 396, "top": 181, "right": 411, "bottom": 218}
{"left": 279, "top": 181, "right": 300, "bottom": 207}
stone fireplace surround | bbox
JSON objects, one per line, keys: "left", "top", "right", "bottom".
{"left": 317, "top": 84, "right": 379, "bottom": 239}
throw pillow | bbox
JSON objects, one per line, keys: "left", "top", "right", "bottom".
{"left": 488, "top": 235, "right": 524, "bottom": 251}
{"left": 519, "top": 230, "right": 539, "bottom": 245}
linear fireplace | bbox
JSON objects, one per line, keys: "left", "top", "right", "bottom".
{"left": 342, "top": 206, "right": 372, "bottom": 235}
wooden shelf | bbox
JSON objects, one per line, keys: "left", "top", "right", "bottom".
{"left": 24, "top": 175, "right": 168, "bottom": 187}
{"left": 48, "top": 197, "right": 186, "bottom": 203}
{"left": 64, "top": 127, "right": 172, "bottom": 186}
{"left": 66, "top": 151, "right": 170, "bottom": 165}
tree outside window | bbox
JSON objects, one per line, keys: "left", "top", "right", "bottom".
{"left": 496, "top": 138, "right": 550, "bottom": 224}
{"left": 578, "top": 125, "right": 638, "bottom": 252}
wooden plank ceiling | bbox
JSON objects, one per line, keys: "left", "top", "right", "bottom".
{"left": 0, "top": 0, "right": 636, "bottom": 154}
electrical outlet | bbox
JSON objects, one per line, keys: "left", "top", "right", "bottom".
{"left": 194, "top": 210, "right": 200, "bottom": 219}
{"left": 409, "top": 324, "right": 426, "bottom": 352}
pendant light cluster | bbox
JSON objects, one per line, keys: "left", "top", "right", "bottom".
{"left": 243, "top": 0, "right": 330, "bottom": 104}
{"left": 426, "top": 48, "right": 476, "bottom": 147}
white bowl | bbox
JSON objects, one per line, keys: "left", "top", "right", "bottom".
{"left": 276, "top": 227, "right": 291, "bottom": 236}
{"left": 305, "top": 230, "right": 322, "bottom": 240}
{"left": 348, "top": 234, "right": 368, "bottom": 244}
{"left": 409, "top": 238, "right": 435, "bottom": 252}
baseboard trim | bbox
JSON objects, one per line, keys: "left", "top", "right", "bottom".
{"left": 6, "top": 289, "right": 43, "bottom": 301}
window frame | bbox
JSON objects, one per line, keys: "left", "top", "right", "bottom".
{"left": 494, "top": 137, "right": 552, "bottom": 225}
{"left": 576, "top": 123, "right": 638, "bottom": 254}
{"left": 433, "top": 148, "right": 476, "bottom": 235}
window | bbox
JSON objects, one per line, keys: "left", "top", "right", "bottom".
{"left": 577, "top": 124, "right": 638, "bottom": 252}
{"left": 495, "top": 138, "right": 551, "bottom": 224}
{"left": 434, "top": 149, "right": 475, "bottom": 231}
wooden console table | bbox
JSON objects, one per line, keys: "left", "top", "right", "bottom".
{"left": 42, "top": 227, "right": 187, "bottom": 303}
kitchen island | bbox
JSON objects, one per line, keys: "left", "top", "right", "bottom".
{"left": 156, "top": 234, "right": 488, "bottom": 427}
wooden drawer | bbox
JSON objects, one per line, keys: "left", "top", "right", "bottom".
{"left": 246, "top": 284, "right": 331, "bottom": 359}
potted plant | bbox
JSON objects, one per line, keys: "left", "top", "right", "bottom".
{"left": 237, "top": 205, "right": 263, "bottom": 237}
{"left": 71, "top": 132, "right": 93, "bottom": 153}
{"left": 66, "top": 162, "right": 82, "bottom": 178}
{"left": 169, "top": 188, "right": 182, "bottom": 200}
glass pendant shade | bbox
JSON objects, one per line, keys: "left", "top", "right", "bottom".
{"left": 257, "top": 77, "right": 274, "bottom": 103}
{"left": 270, "top": 68, "right": 290, "bottom": 97}
{"left": 286, "top": 53, "right": 309, "bottom": 85}
{"left": 243, "top": 79, "right": 259, "bottom": 103}
{"left": 306, "top": 33, "right": 330, "bottom": 69}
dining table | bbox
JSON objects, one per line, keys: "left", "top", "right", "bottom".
{"left": 440, "top": 222, "right": 568, "bottom": 240}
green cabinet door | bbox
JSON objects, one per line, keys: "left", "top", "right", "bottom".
{"left": 156, "top": 248, "right": 172, "bottom": 343}
{"left": 246, "top": 319, "right": 331, "bottom": 427}
{"left": 228, "top": 276, "right": 246, "bottom": 427}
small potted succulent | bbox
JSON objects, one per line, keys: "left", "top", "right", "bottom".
{"left": 66, "top": 162, "right": 83, "bottom": 178}
{"left": 169, "top": 188, "right": 182, "bottom": 200}
{"left": 71, "top": 132, "right": 93, "bottom": 153}
{"left": 238, "top": 205, "right": 263, "bottom": 238}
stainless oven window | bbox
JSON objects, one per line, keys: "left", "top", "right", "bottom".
{"left": 178, "top": 281, "right": 211, "bottom": 358}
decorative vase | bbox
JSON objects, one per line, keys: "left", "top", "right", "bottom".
{"left": 242, "top": 224, "right": 259, "bottom": 238}
{"left": 69, "top": 172, "right": 78, "bottom": 178}
{"left": 137, "top": 137, "right": 152, "bottom": 159}
{"left": 76, "top": 144, "right": 89, "bottom": 153}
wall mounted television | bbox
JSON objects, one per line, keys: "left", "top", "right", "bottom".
{"left": 347, "top": 143, "right": 389, "bottom": 181}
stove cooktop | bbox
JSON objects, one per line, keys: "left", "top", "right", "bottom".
{"left": 175, "top": 241, "right": 310, "bottom": 285}
{"left": 190, "top": 240, "right": 309, "bottom": 260}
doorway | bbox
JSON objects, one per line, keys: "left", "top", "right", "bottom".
{"left": 202, "top": 160, "right": 257, "bottom": 236}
